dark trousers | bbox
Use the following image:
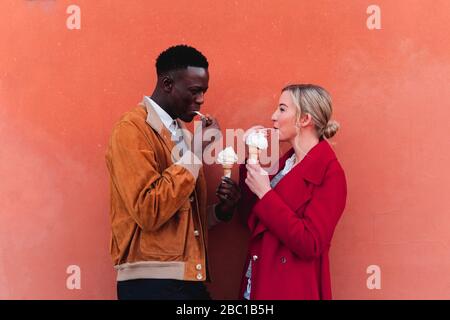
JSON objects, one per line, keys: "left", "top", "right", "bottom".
{"left": 117, "top": 279, "right": 212, "bottom": 300}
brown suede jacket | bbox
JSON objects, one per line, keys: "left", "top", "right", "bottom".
{"left": 105, "top": 98, "right": 211, "bottom": 282}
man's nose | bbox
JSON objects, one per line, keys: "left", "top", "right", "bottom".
{"left": 195, "top": 92, "right": 205, "bottom": 105}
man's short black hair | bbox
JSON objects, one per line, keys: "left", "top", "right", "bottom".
{"left": 156, "top": 45, "right": 209, "bottom": 76}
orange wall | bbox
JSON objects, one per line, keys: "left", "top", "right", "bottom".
{"left": 1, "top": 0, "right": 450, "bottom": 299}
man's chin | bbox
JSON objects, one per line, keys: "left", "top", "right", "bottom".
{"left": 180, "top": 114, "right": 195, "bottom": 123}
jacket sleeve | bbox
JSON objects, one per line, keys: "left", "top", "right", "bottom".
{"left": 237, "top": 163, "right": 257, "bottom": 225}
{"left": 107, "top": 121, "right": 202, "bottom": 232}
{"left": 252, "top": 165, "right": 347, "bottom": 259}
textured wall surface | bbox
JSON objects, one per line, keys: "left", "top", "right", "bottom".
{"left": 1, "top": 0, "right": 449, "bottom": 299}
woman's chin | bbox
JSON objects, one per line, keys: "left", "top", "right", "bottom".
{"left": 276, "top": 133, "right": 287, "bottom": 142}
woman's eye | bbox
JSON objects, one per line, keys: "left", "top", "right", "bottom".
{"left": 279, "top": 107, "right": 285, "bottom": 112}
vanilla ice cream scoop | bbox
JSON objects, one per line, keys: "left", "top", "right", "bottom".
{"left": 246, "top": 131, "right": 268, "bottom": 150}
{"left": 246, "top": 130, "right": 268, "bottom": 164}
{"left": 217, "top": 147, "right": 238, "bottom": 178}
{"left": 217, "top": 146, "right": 238, "bottom": 165}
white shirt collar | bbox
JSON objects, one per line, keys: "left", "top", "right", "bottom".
{"left": 144, "top": 96, "right": 178, "bottom": 135}
{"left": 280, "top": 153, "right": 297, "bottom": 175}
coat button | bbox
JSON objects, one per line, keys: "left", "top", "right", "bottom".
{"left": 194, "top": 230, "right": 200, "bottom": 237}
{"left": 252, "top": 255, "right": 259, "bottom": 261}
{"left": 196, "top": 264, "right": 202, "bottom": 270}
{"left": 196, "top": 273, "right": 203, "bottom": 280}
{"left": 281, "top": 257, "right": 287, "bottom": 264}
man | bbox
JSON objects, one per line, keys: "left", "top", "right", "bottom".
{"left": 105, "top": 45, "right": 240, "bottom": 299}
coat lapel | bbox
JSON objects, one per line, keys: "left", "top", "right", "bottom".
{"left": 248, "top": 140, "right": 337, "bottom": 240}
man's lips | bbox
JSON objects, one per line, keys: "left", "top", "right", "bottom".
{"left": 191, "top": 110, "right": 206, "bottom": 119}
{"left": 189, "top": 108, "right": 201, "bottom": 114}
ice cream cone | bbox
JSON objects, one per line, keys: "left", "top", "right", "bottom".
{"left": 217, "top": 146, "right": 238, "bottom": 177}
{"left": 222, "top": 163, "right": 233, "bottom": 178}
{"left": 248, "top": 145, "right": 260, "bottom": 164}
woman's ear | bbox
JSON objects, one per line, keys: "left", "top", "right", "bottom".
{"left": 299, "top": 113, "right": 313, "bottom": 127}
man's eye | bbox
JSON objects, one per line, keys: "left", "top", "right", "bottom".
{"left": 280, "top": 107, "right": 285, "bottom": 112}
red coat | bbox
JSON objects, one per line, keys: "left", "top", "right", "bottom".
{"left": 238, "top": 139, "right": 347, "bottom": 300}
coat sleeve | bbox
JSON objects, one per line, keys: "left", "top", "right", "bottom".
{"left": 252, "top": 165, "right": 347, "bottom": 260}
{"left": 106, "top": 121, "right": 202, "bottom": 232}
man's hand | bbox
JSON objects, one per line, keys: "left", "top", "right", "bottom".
{"left": 192, "top": 114, "right": 221, "bottom": 157}
{"left": 215, "top": 176, "right": 241, "bottom": 221}
{"left": 201, "top": 114, "right": 221, "bottom": 151}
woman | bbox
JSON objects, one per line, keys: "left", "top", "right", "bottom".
{"left": 238, "top": 84, "right": 347, "bottom": 300}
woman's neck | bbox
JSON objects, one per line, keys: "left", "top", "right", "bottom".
{"left": 291, "top": 133, "right": 319, "bottom": 164}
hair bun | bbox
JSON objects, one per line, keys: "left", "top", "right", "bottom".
{"left": 323, "top": 120, "right": 340, "bottom": 139}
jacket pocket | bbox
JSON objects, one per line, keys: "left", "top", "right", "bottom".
{"left": 139, "top": 208, "right": 190, "bottom": 256}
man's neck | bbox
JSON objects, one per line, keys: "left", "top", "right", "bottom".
{"left": 150, "top": 92, "right": 177, "bottom": 120}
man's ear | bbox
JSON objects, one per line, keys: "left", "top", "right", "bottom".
{"left": 161, "top": 75, "right": 174, "bottom": 93}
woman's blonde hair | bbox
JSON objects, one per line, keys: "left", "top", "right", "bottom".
{"left": 282, "top": 84, "right": 340, "bottom": 139}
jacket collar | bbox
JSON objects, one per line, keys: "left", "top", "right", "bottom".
{"left": 139, "top": 97, "right": 193, "bottom": 161}
{"left": 273, "top": 139, "right": 337, "bottom": 186}
{"left": 144, "top": 96, "right": 178, "bottom": 136}
{"left": 294, "top": 138, "right": 337, "bottom": 185}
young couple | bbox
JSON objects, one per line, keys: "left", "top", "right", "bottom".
{"left": 105, "top": 45, "right": 347, "bottom": 300}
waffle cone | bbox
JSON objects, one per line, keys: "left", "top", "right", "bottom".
{"left": 248, "top": 145, "right": 260, "bottom": 164}
{"left": 222, "top": 163, "right": 233, "bottom": 178}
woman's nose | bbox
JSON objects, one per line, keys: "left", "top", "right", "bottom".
{"left": 271, "top": 110, "right": 277, "bottom": 121}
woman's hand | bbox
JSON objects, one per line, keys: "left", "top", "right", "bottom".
{"left": 245, "top": 163, "right": 271, "bottom": 199}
